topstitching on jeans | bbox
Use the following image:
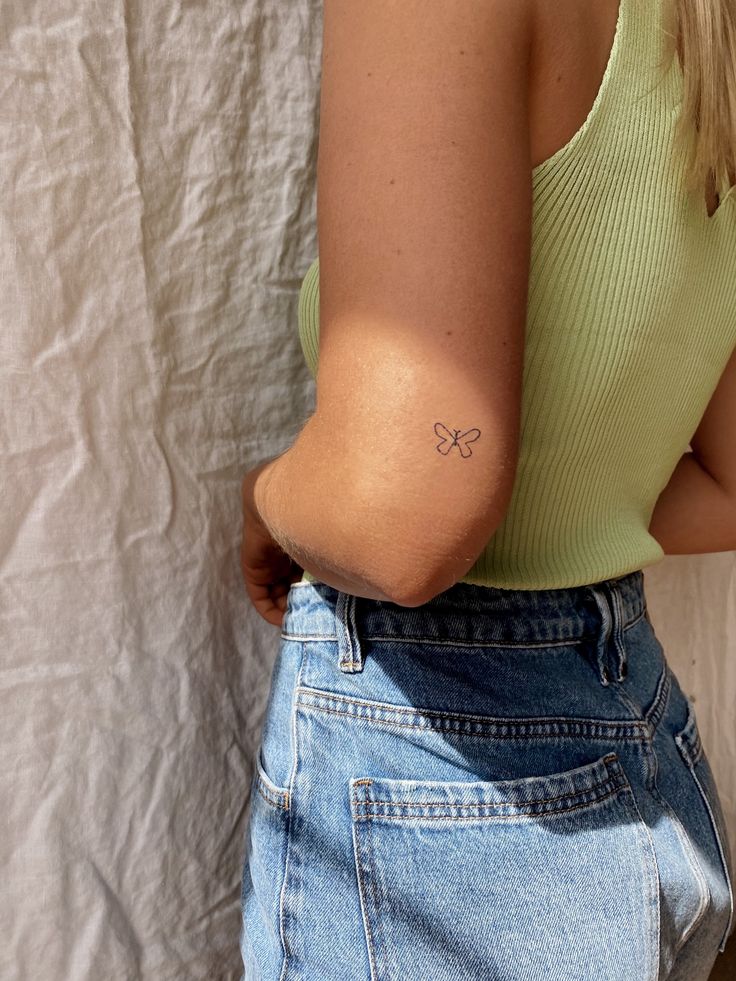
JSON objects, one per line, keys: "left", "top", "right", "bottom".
{"left": 281, "top": 603, "right": 648, "bottom": 646}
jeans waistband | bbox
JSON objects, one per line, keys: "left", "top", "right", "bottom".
{"left": 283, "top": 570, "right": 647, "bottom": 686}
{"left": 283, "top": 569, "right": 645, "bottom": 644}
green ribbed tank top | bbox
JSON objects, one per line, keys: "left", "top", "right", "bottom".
{"left": 296, "top": 0, "right": 736, "bottom": 591}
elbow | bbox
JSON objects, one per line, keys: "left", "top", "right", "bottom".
{"left": 386, "top": 559, "right": 479, "bottom": 609}
{"left": 410, "top": 554, "right": 486, "bottom": 607}
{"left": 374, "top": 561, "right": 437, "bottom": 609}
{"left": 380, "top": 532, "right": 496, "bottom": 609}
{"left": 365, "top": 482, "right": 514, "bottom": 608}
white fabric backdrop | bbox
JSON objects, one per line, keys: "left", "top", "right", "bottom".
{"left": 0, "top": 2, "right": 732, "bottom": 978}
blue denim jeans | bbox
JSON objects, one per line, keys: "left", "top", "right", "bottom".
{"left": 239, "top": 569, "right": 734, "bottom": 980}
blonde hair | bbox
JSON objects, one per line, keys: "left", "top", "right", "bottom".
{"left": 660, "top": 0, "right": 736, "bottom": 201}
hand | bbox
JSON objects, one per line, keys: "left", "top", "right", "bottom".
{"left": 240, "top": 461, "right": 303, "bottom": 627}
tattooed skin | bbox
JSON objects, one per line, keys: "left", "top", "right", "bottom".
{"left": 434, "top": 422, "right": 481, "bottom": 458}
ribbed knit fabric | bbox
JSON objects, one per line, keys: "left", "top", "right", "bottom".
{"left": 296, "top": 0, "right": 736, "bottom": 590}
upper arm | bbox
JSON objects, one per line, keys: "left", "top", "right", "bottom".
{"left": 690, "top": 343, "right": 736, "bottom": 498}
{"left": 312, "top": 0, "right": 534, "bottom": 604}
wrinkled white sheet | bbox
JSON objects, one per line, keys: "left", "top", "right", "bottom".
{"left": 1, "top": 1, "right": 318, "bottom": 977}
{"left": 0, "top": 2, "right": 733, "bottom": 978}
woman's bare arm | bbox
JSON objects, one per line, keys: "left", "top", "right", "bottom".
{"left": 648, "top": 454, "right": 736, "bottom": 555}
{"left": 648, "top": 345, "right": 736, "bottom": 554}
{"left": 253, "top": 0, "right": 535, "bottom": 607}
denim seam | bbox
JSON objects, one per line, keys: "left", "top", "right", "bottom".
{"left": 619, "top": 782, "right": 661, "bottom": 981}
{"left": 297, "top": 699, "right": 647, "bottom": 740}
{"left": 646, "top": 732, "right": 710, "bottom": 956}
{"left": 607, "top": 671, "right": 648, "bottom": 720}
{"left": 351, "top": 776, "right": 620, "bottom": 812}
{"left": 351, "top": 755, "right": 620, "bottom": 806}
{"left": 643, "top": 664, "right": 672, "bottom": 735}
{"left": 675, "top": 708, "right": 735, "bottom": 951}
{"left": 282, "top": 633, "right": 587, "bottom": 648}
{"left": 687, "top": 761, "right": 735, "bottom": 952}
{"left": 296, "top": 687, "right": 649, "bottom": 740}
{"left": 351, "top": 793, "right": 387, "bottom": 978}
{"left": 297, "top": 686, "right": 639, "bottom": 726}
{"left": 351, "top": 820, "right": 380, "bottom": 981}
{"left": 352, "top": 784, "right": 630, "bottom": 822}
{"left": 277, "top": 642, "right": 307, "bottom": 981}
{"left": 353, "top": 778, "right": 623, "bottom": 816}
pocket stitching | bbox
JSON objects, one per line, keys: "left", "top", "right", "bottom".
{"left": 351, "top": 784, "right": 629, "bottom": 823}
{"left": 354, "top": 777, "right": 619, "bottom": 810}
{"left": 350, "top": 751, "right": 620, "bottom": 809}
{"left": 350, "top": 752, "right": 629, "bottom": 820}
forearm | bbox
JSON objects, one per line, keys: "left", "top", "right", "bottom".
{"left": 251, "top": 417, "right": 399, "bottom": 602}
{"left": 648, "top": 451, "right": 736, "bottom": 555}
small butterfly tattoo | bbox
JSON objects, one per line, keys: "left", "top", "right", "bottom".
{"left": 434, "top": 422, "right": 481, "bottom": 458}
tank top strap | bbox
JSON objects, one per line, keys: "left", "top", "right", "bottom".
{"left": 532, "top": 0, "right": 680, "bottom": 189}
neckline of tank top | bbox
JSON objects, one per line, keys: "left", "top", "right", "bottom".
{"left": 530, "top": 0, "right": 626, "bottom": 182}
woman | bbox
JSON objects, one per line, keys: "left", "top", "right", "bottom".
{"left": 239, "top": 0, "right": 735, "bottom": 977}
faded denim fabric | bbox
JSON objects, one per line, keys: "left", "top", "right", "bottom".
{"left": 240, "top": 570, "right": 734, "bottom": 980}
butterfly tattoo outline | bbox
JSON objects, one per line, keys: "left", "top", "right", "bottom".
{"left": 434, "top": 422, "right": 481, "bottom": 458}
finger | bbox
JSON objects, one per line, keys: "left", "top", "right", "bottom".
{"left": 243, "top": 572, "right": 285, "bottom": 627}
{"left": 254, "top": 594, "right": 284, "bottom": 627}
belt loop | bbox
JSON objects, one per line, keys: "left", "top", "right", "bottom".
{"left": 586, "top": 583, "right": 614, "bottom": 686}
{"left": 608, "top": 580, "right": 628, "bottom": 682}
{"left": 335, "top": 591, "right": 365, "bottom": 673}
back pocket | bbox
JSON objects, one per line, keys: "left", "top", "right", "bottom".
{"left": 350, "top": 751, "right": 659, "bottom": 981}
{"left": 674, "top": 697, "right": 735, "bottom": 952}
